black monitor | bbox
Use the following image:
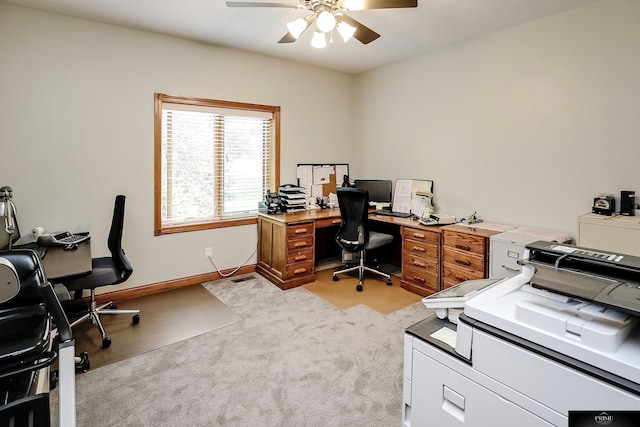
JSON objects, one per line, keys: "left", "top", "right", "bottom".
{"left": 354, "top": 179, "right": 393, "bottom": 204}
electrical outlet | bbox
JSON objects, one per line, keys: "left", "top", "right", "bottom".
{"left": 205, "top": 247, "right": 212, "bottom": 259}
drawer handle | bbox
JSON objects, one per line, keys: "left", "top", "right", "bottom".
{"left": 502, "top": 265, "right": 520, "bottom": 273}
{"left": 294, "top": 242, "right": 308, "bottom": 248}
{"left": 454, "top": 274, "right": 469, "bottom": 282}
{"left": 294, "top": 255, "right": 307, "bottom": 261}
{"left": 412, "top": 246, "right": 426, "bottom": 252}
{"left": 455, "top": 244, "right": 471, "bottom": 251}
{"left": 294, "top": 268, "right": 307, "bottom": 275}
{"left": 332, "top": 220, "right": 341, "bottom": 224}
{"left": 412, "top": 232, "right": 426, "bottom": 239}
{"left": 413, "top": 275, "right": 426, "bottom": 283}
{"left": 413, "top": 260, "right": 426, "bottom": 268}
{"left": 455, "top": 259, "right": 471, "bottom": 266}
{"left": 294, "top": 228, "right": 308, "bottom": 234}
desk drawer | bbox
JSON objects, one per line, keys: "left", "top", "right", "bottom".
{"left": 443, "top": 249, "right": 484, "bottom": 273}
{"left": 286, "top": 248, "right": 313, "bottom": 264}
{"left": 402, "top": 227, "right": 439, "bottom": 245}
{"left": 442, "top": 264, "right": 484, "bottom": 287}
{"left": 285, "top": 260, "right": 314, "bottom": 279}
{"left": 286, "top": 236, "right": 313, "bottom": 251}
{"left": 315, "top": 217, "right": 342, "bottom": 228}
{"left": 403, "top": 254, "right": 438, "bottom": 274}
{"left": 403, "top": 265, "right": 438, "bottom": 294}
{"left": 443, "top": 231, "right": 484, "bottom": 255}
{"left": 287, "top": 222, "right": 314, "bottom": 238}
{"left": 403, "top": 239, "right": 438, "bottom": 259}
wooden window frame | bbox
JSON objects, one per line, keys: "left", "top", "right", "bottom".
{"left": 154, "top": 93, "right": 280, "bottom": 235}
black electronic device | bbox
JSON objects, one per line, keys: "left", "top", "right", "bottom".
{"left": 264, "top": 191, "right": 283, "bottom": 214}
{"left": 375, "top": 209, "right": 412, "bottom": 218}
{"left": 354, "top": 179, "right": 392, "bottom": 205}
{"left": 36, "top": 231, "right": 90, "bottom": 248}
{"left": 621, "top": 190, "right": 635, "bottom": 216}
{"left": 592, "top": 194, "right": 615, "bottom": 215}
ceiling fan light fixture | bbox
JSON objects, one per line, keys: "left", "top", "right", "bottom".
{"left": 316, "top": 10, "right": 336, "bottom": 33}
{"left": 286, "top": 17, "right": 307, "bottom": 39}
{"left": 310, "top": 29, "right": 327, "bottom": 48}
{"left": 336, "top": 21, "right": 356, "bottom": 42}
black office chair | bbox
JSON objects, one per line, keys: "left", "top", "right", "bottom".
{"left": 332, "top": 187, "right": 394, "bottom": 292}
{"left": 64, "top": 195, "right": 139, "bottom": 348}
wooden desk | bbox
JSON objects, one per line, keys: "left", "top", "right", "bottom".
{"left": 440, "top": 224, "right": 502, "bottom": 289}
{"left": 257, "top": 209, "right": 448, "bottom": 296}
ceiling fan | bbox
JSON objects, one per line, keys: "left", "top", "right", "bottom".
{"left": 226, "top": 0, "right": 418, "bottom": 48}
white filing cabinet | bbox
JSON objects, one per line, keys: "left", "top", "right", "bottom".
{"left": 489, "top": 228, "right": 572, "bottom": 278}
{"left": 577, "top": 213, "right": 640, "bottom": 256}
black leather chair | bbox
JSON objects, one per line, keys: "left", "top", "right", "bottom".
{"left": 332, "top": 187, "right": 394, "bottom": 292}
{"left": 0, "top": 249, "right": 77, "bottom": 427}
{"left": 64, "top": 195, "right": 139, "bottom": 348}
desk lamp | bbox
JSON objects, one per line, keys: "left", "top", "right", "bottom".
{"left": 0, "top": 186, "right": 18, "bottom": 250}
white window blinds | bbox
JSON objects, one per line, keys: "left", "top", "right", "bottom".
{"left": 156, "top": 96, "right": 277, "bottom": 231}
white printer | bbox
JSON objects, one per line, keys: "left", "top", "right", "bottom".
{"left": 404, "top": 241, "right": 640, "bottom": 427}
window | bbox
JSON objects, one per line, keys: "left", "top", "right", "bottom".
{"left": 154, "top": 93, "right": 280, "bottom": 235}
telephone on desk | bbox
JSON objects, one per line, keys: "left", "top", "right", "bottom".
{"left": 418, "top": 214, "right": 456, "bottom": 226}
{"left": 37, "top": 231, "right": 90, "bottom": 249}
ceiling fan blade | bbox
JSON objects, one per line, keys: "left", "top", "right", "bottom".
{"left": 339, "top": 14, "right": 380, "bottom": 44}
{"left": 226, "top": 1, "right": 302, "bottom": 8}
{"left": 342, "top": 0, "right": 417, "bottom": 10}
{"left": 278, "top": 32, "right": 297, "bottom": 43}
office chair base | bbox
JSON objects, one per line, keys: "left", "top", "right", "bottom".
{"left": 69, "top": 291, "right": 141, "bottom": 348}
{"left": 332, "top": 255, "right": 392, "bottom": 292}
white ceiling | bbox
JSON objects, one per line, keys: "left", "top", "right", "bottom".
{"left": 3, "top": 0, "right": 600, "bottom": 74}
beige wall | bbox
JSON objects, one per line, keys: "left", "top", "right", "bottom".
{"left": 0, "top": 4, "right": 354, "bottom": 290}
{"left": 353, "top": 0, "right": 640, "bottom": 234}
{"left": 2, "top": 0, "right": 638, "bottom": 291}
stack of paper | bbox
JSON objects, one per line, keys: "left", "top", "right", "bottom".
{"left": 279, "top": 185, "right": 307, "bottom": 212}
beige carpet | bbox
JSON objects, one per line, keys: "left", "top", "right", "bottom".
{"left": 304, "top": 269, "right": 422, "bottom": 314}
{"left": 70, "top": 284, "right": 242, "bottom": 370}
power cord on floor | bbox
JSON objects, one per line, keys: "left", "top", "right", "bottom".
{"left": 206, "top": 239, "right": 258, "bottom": 278}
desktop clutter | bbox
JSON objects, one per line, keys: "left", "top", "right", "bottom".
{"left": 256, "top": 177, "right": 492, "bottom": 228}
{"left": 592, "top": 190, "right": 638, "bottom": 216}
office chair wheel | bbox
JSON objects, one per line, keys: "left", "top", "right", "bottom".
{"left": 76, "top": 352, "right": 91, "bottom": 373}
{"left": 102, "top": 336, "right": 112, "bottom": 348}
{"left": 386, "top": 279, "right": 392, "bottom": 286}
{"left": 356, "top": 284, "right": 363, "bottom": 292}
{"left": 332, "top": 275, "right": 339, "bottom": 282}
{"left": 132, "top": 313, "right": 140, "bottom": 324}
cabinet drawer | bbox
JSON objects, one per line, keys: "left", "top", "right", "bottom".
{"left": 443, "top": 231, "right": 485, "bottom": 255}
{"left": 403, "top": 254, "right": 438, "bottom": 274}
{"left": 402, "top": 227, "right": 439, "bottom": 244}
{"left": 286, "top": 236, "right": 313, "bottom": 251}
{"left": 410, "top": 350, "right": 554, "bottom": 427}
{"left": 442, "top": 264, "right": 484, "bottom": 286}
{"left": 403, "top": 265, "right": 439, "bottom": 294}
{"left": 443, "top": 249, "right": 485, "bottom": 272}
{"left": 403, "top": 239, "right": 438, "bottom": 259}
{"left": 286, "top": 248, "right": 313, "bottom": 264}
{"left": 284, "top": 260, "right": 314, "bottom": 279}
{"left": 287, "top": 222, "right": 314, "bottom": 238}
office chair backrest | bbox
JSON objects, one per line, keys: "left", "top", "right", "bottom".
{"left": 108, "top": 195, "right": 133, "bottom": 284}
{"left": 335, "top": 187, "right": 370, "bottom": 253}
